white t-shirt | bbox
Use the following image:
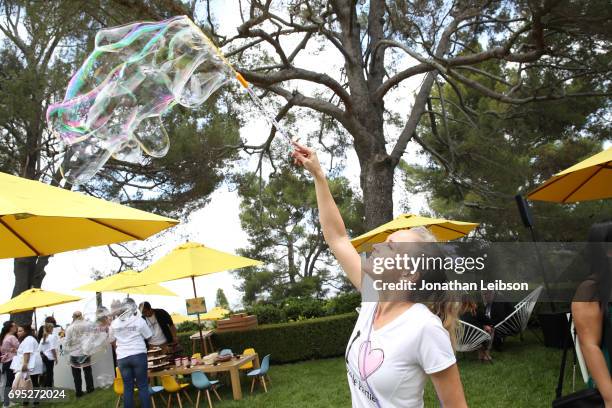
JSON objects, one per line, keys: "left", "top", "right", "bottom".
{"left": 10, "top": 336, "right": 43, "bottom": 375}
{"left": 346, "top": 302, "right": 456, "bottom": 408}
{"left": 145, "top": 315, "right": 166, "bottom": 346}
{"left": 38, "top": 333, "right": 59, "bottom": 360}
{"left": 109, "top": 314, "right": 152, "bottom": 360}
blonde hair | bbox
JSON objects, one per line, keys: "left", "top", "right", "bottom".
{"left": 405, "top": 227, "right": 460, "bottom": 350}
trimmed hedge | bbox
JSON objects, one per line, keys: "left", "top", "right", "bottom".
{"left": 178, "top": 312, "right": 357, "bottom": 364}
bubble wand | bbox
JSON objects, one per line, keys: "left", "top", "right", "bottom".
{"left": 183, "top": 18, "right": 294, "bottom": 143}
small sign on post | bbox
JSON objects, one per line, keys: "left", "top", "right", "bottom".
{"left": 186, "top": 297, "right": 207, "bottom": 315}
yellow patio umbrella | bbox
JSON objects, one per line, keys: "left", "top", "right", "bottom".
{"left": 528, "top": 147, "right": 612, "bottom": 203}
{"left": 137, "top": 242, "right": 262, "bottom": 351}
{"left": 351, "top": 213, "right": 479, "bottom": 252}
{"left": 0, "top": 288, "right": 81, "bottom": 329}
{"left": 114, "top": 285, "right": 176, "bottom": 297}
{"left": 74, "top": 270, "right": 177, "bottom": 297}
{"left": 0, "top": 171, "right": 179, "bottom": 258}
{"left": 170, "top": 313, "right": 192, "bottom": 325}
{"left": 197, "top": 307, "right": 230, "bottom": 321}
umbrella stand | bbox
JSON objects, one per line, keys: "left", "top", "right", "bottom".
{"left": 191, "top": 276, "right": 207, "bottom": 355}
{"left": 33, "top": 309, "right": 37, "bottom": 332}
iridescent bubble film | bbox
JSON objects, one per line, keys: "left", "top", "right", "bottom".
{"left": 63, "top": 297, "right": 140, "bottom": 368}
{"left": 47, "top": 16, "right": 232, "bottom": 184}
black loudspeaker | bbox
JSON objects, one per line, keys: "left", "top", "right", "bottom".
{"left": 515, "top": 194, "right": 534, "bottom": 229}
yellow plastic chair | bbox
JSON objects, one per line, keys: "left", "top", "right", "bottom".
{"left": 161, "top": 375, "right": 193, "bottom": 408}
{"left": 239, "top": 348, "right": 256, "bottom": 370}
{"left": 192, "top": 353, "right": 202, "bottom": 360}
{"left": 113, "top": 376, "right": 125, "bottom": 408}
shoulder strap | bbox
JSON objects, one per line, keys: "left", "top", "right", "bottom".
{"left": 555, "top": 314, "right": 572, "bottom": 398}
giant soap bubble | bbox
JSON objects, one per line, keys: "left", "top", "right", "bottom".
{"left": 47, "top": 16, "right": 233, "bottom": 184}
{"left": 63, "top": 297, "right": 136, "bottom": 370}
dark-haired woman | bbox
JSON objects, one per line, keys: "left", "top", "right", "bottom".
{"left": 572, "top": 221, "right": 612, "bottom": 407}
{"left": 1, "top": 321, "right": 18, "bottom": 407}
{"left": 38, "top": 323, "right": 58, "bottom": 387}
{"left": 10, "top": 325, "right": 43, "bottom": 405}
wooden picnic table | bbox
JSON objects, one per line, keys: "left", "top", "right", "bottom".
{"left": 148, "top": 353, "right": 260, "bottom": 400}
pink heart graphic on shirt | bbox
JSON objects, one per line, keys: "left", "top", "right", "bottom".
{"left": 358, "top": 341, "right": 384, "bottom": 380}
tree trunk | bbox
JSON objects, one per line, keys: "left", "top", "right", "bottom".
{"left": 359, "top": 155, "right": 395, "bottom": 230}
{"left": 287, "top": 235, "right": 296, "bottom": 283}
{"left": 10, "top": 256, "right": 50, "bottom": 326}
{"left": 96, "top": 292, "right": 103, "bottom": 309}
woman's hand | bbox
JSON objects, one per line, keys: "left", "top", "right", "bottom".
{"left": 291, "top": 142, "right": 323, "bottom": 178}
{"left": 21, "top": 364, "right": 28, "bottom": 372}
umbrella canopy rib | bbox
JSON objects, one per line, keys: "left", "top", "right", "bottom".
{"left": 87, "top": 218, "right": 143, "bottom": 240}
{"left": 562, "top": 165, "right": 606, "bottom": 203}
{"left": 0, "top": 217, "right": 41, "bottom": 256}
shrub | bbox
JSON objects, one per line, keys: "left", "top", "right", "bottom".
{"left": 176, "top": 321, "right": 201, "bottom": 333}
{"left": 248, "top": 303, "right": 286, "bottom": 325}
{"left": 177, "top": 312, "right": 357, "bottom": 364}
{"left": 282, "top": 297, "right": 325, "bottom": 321}
{"left": 324, "top": 292, "right": 361, "bottom": 316}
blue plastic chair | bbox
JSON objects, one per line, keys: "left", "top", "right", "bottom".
{"left": 191, "top": 371, "right": 221, "bottom": 408}
{"left": 247, "top": 354, "right": 271, "bottom": 394}
{"left": 148, "top": 386, "right": 165, "bottom": 408}
{"left": 218, "top": 348, "right": 233, "bottom": 356}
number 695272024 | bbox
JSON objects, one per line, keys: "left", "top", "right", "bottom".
{"left": 9, "top": 388, "right": 68, "bottom": 402}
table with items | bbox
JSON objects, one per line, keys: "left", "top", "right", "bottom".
{"left": 147, "top": 351, "right": 259, "bottom": 400}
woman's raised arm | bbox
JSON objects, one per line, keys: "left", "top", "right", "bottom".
{"left": 292, "top": 142, "right": 362, "bottom": 289}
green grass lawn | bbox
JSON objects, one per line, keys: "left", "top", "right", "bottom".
{"left": 31, "top": 331, "right": 584, "bottom": 407}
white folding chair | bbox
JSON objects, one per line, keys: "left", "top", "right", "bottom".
{"left": 494, "top": 286, "right": 543, "bottom": 337}
{"left": 455, "top": 320, "right": 492, "bottom": 352}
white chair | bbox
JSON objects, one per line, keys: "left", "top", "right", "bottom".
{"left": 455, "top": 320, "right": 491, "bottom": 352}
{"left": 493, "top": 286, "right": 543, "bottom": 338}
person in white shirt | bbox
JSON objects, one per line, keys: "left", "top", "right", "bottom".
{"left": 11, "top": 324, "right": 43, "bottom": 406}
{"left": 109, "top": 298, "right": 152, "bottom": 408}
{"left": 38, "top": 323, "right": 59, "bottom": 387}
{"left": 138, "top": 302, "right": 177, "bottom": 354}
{"left": 292, "top": 142, "right": 468, "bottom": 408}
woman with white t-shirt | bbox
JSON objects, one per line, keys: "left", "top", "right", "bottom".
{"left": 292, "top": 143, "right": 468, "bottom": 408}
{"left": 38, "top": 323, "right": 59, "bottom": 387}
{"left": 11, "top": 325, "right": 43, "bottom": 405}
{"left": 109, "top": 298, "right": 152, "bottom": 408}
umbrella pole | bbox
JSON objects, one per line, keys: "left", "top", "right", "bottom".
{"left": 34, "top": 309, "right": 37, "bottom": 331}
{"left": 191, "top": 276, "right": 206, "bottom": 355}
{"left": 516, "top": 195, "right": 556, "bottom": 312}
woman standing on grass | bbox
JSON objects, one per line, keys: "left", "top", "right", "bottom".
{"left": 1, "top": 321, "right": 18, "bottom": 407}
{"left": 11, "top": 325, "right": 43, "bottom": 405}
{"left": 38, "top": 323, "right": 59, "bottom": 387}
{"left": 292, "top": 142, "right": 468, "bottom": 408}
{"left": 572, "top": 221, "right": 612, "bottom": 407}
{"left": 109, "top": 298, "right": 152, "bottom": 408}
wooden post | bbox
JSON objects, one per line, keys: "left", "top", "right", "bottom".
{"left": 191, "top": 276, "right": 206, "bottom": 354}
